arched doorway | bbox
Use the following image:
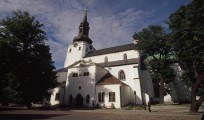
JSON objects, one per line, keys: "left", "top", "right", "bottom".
{"left": 76, "top": 94, "right": 83, "bottom": 107}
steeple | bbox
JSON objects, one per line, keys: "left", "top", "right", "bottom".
{"left": 73, "top": 9, "right": 92, "bottom": 44}
{"left": 83, "top": 9, "right": 88, "bottom": 23}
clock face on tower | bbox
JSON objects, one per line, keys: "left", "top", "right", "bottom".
{"left": 73, "top": 42, "right": 78, "bottom": 47}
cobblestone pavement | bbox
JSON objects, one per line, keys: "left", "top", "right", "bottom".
{"left": 0, "top": 105, "right": 203, "bottom": 120}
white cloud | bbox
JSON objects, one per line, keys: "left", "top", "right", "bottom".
{"left": 0, "top": 0, "right": 188, "bottom": 69}
{"left": 0, "top": 0, "right": 148, "bottom": 69}
{"left": 45, "top": 40, "right": 67, "bottom": 68}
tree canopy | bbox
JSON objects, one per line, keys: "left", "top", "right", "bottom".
{"left": 0, "top": 11, "right": 58, "bottom": 108}
{"left": 133, "top": 25, "right": 175, "bottom": 104}
{"left": 168, "top": 0, "right": 204, "bottom": 113}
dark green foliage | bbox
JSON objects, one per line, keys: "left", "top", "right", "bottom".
{"left": 133, "top": 25, "right": 170, "bottom": 56}
{"left": 0, "top": 11, "right": 58, "bottom": 107}
{"left": 168, "top": 0, "right": 204, "bottom": 113}
{"left": 133, "top": 25, "right": 175, "bottom": 104}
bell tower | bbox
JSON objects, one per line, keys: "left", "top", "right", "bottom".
{"left": 64, "top": 10, "right": 94, "bottom": 67}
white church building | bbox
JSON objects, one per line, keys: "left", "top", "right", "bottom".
{"left": 50, "top": 11, "right": 154, "bottom": 108}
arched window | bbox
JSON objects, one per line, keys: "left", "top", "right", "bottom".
{"left": 79, "top": 46, "right": 81, "bottom": 51}
{"left": 105, "top": 56, "right": 108, "bottom": 63}
{"left": 119, "top": 70, "right": 126, "bottom": 81}
{"left": 124, "top": 53, "right": 127, "bottom": 60}
{"left": 69, "top": 49, "right": 72, "bottom": 52}
{"left": 80, "top": 27, "right": 83, "bottom": 33}
{"left": 55, "top": 92, "right": 60, "bottom": 101}
{"left": 86, "top": 95, "right": 90, "bottom": 103}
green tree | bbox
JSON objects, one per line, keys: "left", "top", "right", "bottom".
{"left": 0, "top": 11, "right": 58, "bottom": 108}
{"left": 133, "top": 25, "right": 174, "bottom": 105}
{"left": 168, "top": 0, "right": 204, "bottom": 113}
{"left": 0, "top": 37, "right": 17, "bottom": 105}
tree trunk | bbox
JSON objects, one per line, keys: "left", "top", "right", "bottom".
{"left": 159, "top": 73, "right": 165, "bottom": 105}
{"left": 189, "top": 71, "right": 204, "bottom": 113}
{"left": 190, "top": 92, "right": 204, "bottom": 113}
{"left": 190, "top": 101, "right": 199, "bottom": 113}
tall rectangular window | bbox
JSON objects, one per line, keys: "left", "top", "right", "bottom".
{"left": 55, "top": 93, "right": 60, "bottom": 101}
{"left": 98, "top": 92, "right": 105, "bottom": 102}
{"left": 83, "top": 72, "right": 89, "bottom": 76}
{"left": 72, "top": 73, "right": 78, "bottom": 77}
{"left": 109, "top": 92, "right": 115, "bottom": 102}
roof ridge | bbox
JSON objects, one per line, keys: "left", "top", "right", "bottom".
{"left": 95, "top": 43, "right": 134, "bottom": 51}
{"left": 85, "top": 43, "right": 136, "bottom": 57}
{"left": 96, "top": 72, "right": 123, "bottom": 85}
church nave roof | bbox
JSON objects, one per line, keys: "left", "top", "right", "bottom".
{"left": 85, "top": 43, "right": 136, "bottom": 57}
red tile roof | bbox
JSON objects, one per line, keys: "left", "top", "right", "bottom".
{"left": 96, "top": 72, "right": 123, "bottom": 85}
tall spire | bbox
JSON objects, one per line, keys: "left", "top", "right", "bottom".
{"left": 79, "top": 9, "right": 89, "bottom": 36}
{"left": 83, "top": 9, "right": 87, "bottom": 23}
{"left": 73, "top": 9, "right": 93, "bottom": 44}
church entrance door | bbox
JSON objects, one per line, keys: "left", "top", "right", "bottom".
{"left": 76, "top": 94, "right": 83, "bottom": 107}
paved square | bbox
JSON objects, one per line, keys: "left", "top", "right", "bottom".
{"left": 0, "top": 105, "right": 203, "bottom": 120}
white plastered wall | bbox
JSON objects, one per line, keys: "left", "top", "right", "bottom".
{"left": 64, "top": 63, "right": 109, "bottom": 107}
{"left": 84, "top": 50, "right": 139, "bottom": 64}
{"left": 50, "top": 87, "right": 60, "bottom": 105}
{"left": 120, "top": 85, "right": 130, "bottom": 106}
{"left": 96, "top": 84, "right": 121, "bottom": 108}
{"left": 139, "top": 70, "right": 154, "bottom": 104}
{"left": 64, "top": 41, "right": 94, "bottom": 67}
{"left": 64, "top": 65, "right": 96, "bottom": 107}
{"left": 104, "top": 64, "right": 142, "bottom": 104}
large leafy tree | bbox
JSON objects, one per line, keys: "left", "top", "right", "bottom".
{"left": 0, "top": 35, "right": 17, "bottom": 105}
{"left": 168, "top": 0, "right": 204, "bottom": 113}
{"left": 133, "top": 25, "right": 174, "bottom": 105}
{"left": 0, "top": 11, "right": 58, "bottom": 108}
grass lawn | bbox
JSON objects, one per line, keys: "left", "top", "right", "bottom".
{"left": 124, "top": 105, "right": 145, "bottom": 110}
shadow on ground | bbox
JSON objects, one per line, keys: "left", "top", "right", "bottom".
{"left": 0, "top": 114, "right": 69, "bottom": 120}
{"left": 0, "top": 106, "right": 26, "bottom": 111}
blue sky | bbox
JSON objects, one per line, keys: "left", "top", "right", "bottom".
{"left": 0, "top": 0, "right": 190, "bottom": 69}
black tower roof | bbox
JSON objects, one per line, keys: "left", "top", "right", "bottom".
{"left": 73, "top": 10, "right": 93, "bottom": 44}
